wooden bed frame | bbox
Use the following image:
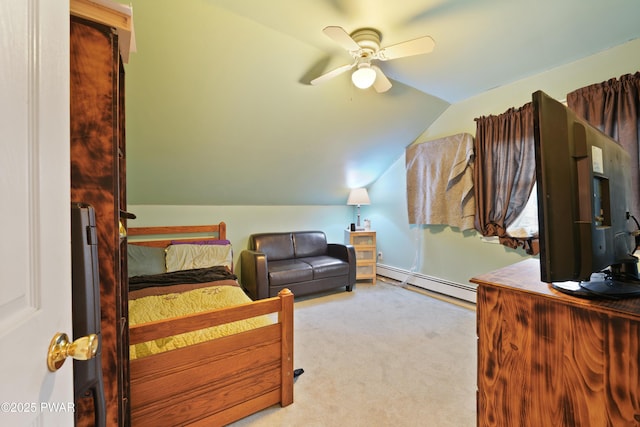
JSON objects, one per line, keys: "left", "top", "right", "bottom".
{"left": 127, "top": 222, "right": 294, "bottom": 426}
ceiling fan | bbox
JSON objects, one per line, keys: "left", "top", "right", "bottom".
{"left": 310, "top": 26, "right": 435, "bottom": 93}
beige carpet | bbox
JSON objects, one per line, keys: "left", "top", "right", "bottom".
{"left": 230, "top": 278, "right": 477, "bottom": 427}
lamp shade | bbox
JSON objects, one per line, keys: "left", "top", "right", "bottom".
{"left": 351, "top": 65, "right": 376, "bottom": 89}
{"left": 347, "top": 188, "right": 370, "bottom": 206}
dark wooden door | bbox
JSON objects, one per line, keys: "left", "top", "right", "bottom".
{"left": 70, "top": 16, "right": 129, "bottom": 427}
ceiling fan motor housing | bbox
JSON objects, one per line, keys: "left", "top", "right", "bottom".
{"left": 350, "top": 28, "right": 382, "bottom": 57}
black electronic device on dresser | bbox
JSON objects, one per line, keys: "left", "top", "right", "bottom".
{"left": 533, "top": 90, "right": 640, "bottom": 299}
{"left": 71, "top": 203, "right": 106, "bottom": 427}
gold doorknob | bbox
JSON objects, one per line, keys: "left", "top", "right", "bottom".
{"left": 119, "top": 220, "right": 127, "bottom": 238}
{"left": 47, "top": 332, "right": 99, "bottom": 372}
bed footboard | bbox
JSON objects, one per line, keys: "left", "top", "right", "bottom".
{"left": 129, "top": 289, "right": 294, "bottom": 426}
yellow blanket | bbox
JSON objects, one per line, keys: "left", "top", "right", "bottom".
{"left": 129, "top": 285, "right": 272, "bottom": 360}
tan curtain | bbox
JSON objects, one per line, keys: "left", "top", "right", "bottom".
{"left": 566, "top": 72, "right": 640, "bottom": 218}
{"left": 406, "top": 133, "right": 475, "bottom": 231}
{"left": 474, "top": 103, "right": 538, "bottom": 254}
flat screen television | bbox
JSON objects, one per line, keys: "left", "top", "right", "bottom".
{"left": 532, "top": 90, "right": 640, "bottom": 299}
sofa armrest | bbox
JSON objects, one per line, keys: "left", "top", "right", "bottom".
{"left": 328, "top": 243, "right": 357, "bottom": 287}
{"left": 240, "top": 249, "right": 270, "bottom": 300}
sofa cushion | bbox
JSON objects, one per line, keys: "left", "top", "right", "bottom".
{"left": 268, "top": 259, "right": 313, "bottom": 286}
{"left": 251, "top": 233, "right": 294, "bottom": 261}
{"left": 293, "top": 231, "right": 327, "bottom": 258}
{"left": 299, "top": 256, "right": 350, "bottom": 279}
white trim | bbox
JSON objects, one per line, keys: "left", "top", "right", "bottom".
{"left": 28, "top": 0, "right": 41, "bottom": 312}
{"left": 377, "top": 264, "right": 477, "bottom": 303}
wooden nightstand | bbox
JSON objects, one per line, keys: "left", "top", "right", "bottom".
{"left": 345, "top": 230, "right": 376, "bottom": 284}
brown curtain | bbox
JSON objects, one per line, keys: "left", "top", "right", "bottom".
{"left": 474, "top": 103, "right": 538, "bottom": 254}
{"left": 566, "top": 72, "right": 640, "bottom": 218}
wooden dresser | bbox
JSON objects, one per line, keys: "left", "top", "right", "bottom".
{"left": 471, "top": 259, "right": 640, "bottom": 427}
{"left": 70, "top": 14, "right": 130, "bottom": 427}
{"left": 345, "top": 230, "right": 376, "bottom": 284}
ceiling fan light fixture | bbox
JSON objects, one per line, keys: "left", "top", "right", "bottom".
{"left": 351, "top": 64, "right": 376, "bottom": 89}
{"left": 314, "top": 26, "right": 433, "bottom": 93}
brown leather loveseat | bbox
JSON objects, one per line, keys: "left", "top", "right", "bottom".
{"left": 240, "top": 231, "right": 356, "bottom": 300}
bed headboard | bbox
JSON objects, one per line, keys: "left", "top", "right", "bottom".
{"left": 127, "top": 222, "right": 227, "bottom": 248}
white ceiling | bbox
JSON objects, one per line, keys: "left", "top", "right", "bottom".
{"left": 124, "top": 0, "right": 640, "bottom": 206}
{"left": 212, "top": 0, "right": 640, "bottom": 102}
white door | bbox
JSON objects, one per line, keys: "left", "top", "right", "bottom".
{"left": 0, "top": 1, "right": 74, "bottom": 426}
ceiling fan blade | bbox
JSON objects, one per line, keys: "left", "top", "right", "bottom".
{"left": 322, "top": 26, "right": 361, "bottom": 52}
{"left": 377, "top": 36, "right": 435, "bottom": 61}
{"left": 372, "top": 65, "right": 392, "bottom": 93}
{"left": 310, "top": 62, "right": 355, "bottom": 86}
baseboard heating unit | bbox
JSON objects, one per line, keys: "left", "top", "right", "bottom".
{"left": 377, "top": 264, "right": 477, "bottom": 304}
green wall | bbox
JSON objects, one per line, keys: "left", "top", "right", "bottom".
{"left": 368, "top": 38, "right": 640, "bottom": 289}
{"left": 128, "top": 38, "right": 640, "bottom": 299}
{"left": 127, "top": 204, "right": 356, "bottom": 267}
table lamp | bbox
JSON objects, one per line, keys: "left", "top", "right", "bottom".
{"left": 347, "top": 188, "right": 370, "bottom": 230}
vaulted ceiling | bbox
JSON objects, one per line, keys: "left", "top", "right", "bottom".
{"left": 123, "top": 0, "right": 640, "bottom": 205}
